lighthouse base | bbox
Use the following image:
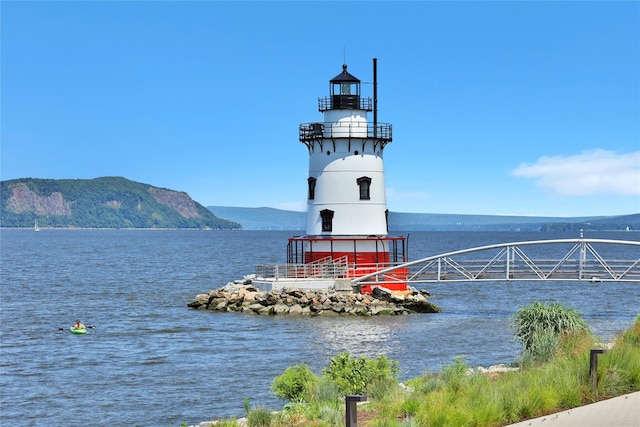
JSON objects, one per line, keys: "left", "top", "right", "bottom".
{"left": 252, "top": 277, "right": 340, "bottom": 292}
{"left": 283, "top": 235, "right": 410, "bottom": 294}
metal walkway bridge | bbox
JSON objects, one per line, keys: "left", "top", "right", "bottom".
{"left": 353, "top": 238, "right": 640, "bottom": 287}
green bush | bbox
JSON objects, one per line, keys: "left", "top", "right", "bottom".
{"left": 322, "top": 353, "right": 400, "bottom": 395}
{"left": 270, "top": 363, "right": 318, "bottom": 402}
{"left": 513, "top": 301, "right": 591, "bottom": 364}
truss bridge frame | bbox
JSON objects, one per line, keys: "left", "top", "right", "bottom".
{"left": 352, "top": 238, "right": 640, "bottom": 286}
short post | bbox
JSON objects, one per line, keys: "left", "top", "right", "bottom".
{"left": 345, "top": 394, "right": 367, "bottom": 427}
{"left": 590, "top": 349, "right": 606, "bottom": 393}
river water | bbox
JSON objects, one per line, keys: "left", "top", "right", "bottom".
{"left": 1, "top": 229, "right": 638, "bottom": 426}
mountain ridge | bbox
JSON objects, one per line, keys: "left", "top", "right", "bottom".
{"left": 1, "top": 177, "right": 241, "bottom": 229}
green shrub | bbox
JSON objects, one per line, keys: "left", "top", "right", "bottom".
{"left": 323, "top": 353, "right": 400, "bottom": 395}
{"left": 513, "top": 301, "right": 591, "bottom": 364}
{"left": 271, "top": 363, "right": 318, "bottom": 402}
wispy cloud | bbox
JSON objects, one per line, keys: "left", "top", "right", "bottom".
{"left": 513, "top": 149, "right": 640, "bottom": 196}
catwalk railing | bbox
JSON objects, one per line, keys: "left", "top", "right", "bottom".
{"left": 255, "top": 239, "right": 640, "bottom": 285}
{"left": 256, "top": 256, "right": 350, "bottom": 280}
{"left": 352, "top": 238, "right": 640, "bottom": 286}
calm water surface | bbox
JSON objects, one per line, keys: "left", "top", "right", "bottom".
{"left": 1, "top": 230, "right": 638, "bottom": 426}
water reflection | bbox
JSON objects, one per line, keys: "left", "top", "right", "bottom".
{"left": 306, "top": 316, "right": 411, "bottom": 359}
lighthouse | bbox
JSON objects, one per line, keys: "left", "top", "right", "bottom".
{"left": 285, "top": 60, "right": 409, "bottom": 294}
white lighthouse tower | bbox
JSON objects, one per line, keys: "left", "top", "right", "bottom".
{"left": 287, "top": 61, "right": 408, "bottom": 294}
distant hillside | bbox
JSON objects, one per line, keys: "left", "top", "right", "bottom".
{"left": 387, "top": 212, "right": 609, "bottom": 231}
{"left": 540, "top": 213, "right": 640, "bottom": 232}
{"left": 1, "top": 177, "right": 241, "bottom": 229}
{"left": 207, "top": 206, "right": 640, "bottom": 231}
{"left": 208, "top": 206, "right": 305, "bottom": 230}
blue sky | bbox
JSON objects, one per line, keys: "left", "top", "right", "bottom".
{"left": 2, "top": 1, "right": 639, "bottom": 217}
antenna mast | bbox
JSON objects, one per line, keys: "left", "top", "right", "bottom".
{"left": 373, "top": 58, "right": 378, "bottom": 138}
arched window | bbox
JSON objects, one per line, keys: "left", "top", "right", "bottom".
{"left": 307, "top": 177, "right": 316, "bottom": 200}
{"left": 357, "top": 176, "right": 371, "bottom": 200}
{"left": 320, "top": 209, "right": 334, "bottom": 232}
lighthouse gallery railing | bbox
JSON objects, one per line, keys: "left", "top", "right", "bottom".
{"left": 255, "top": 256, "right": 404, "bottom": 281}
{"left": 299, "top": 122, "right": 392, "bottom": 142}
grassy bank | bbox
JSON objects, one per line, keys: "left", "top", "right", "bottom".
{"left": 204, "top": 306, "right": 640, "bottom": 427}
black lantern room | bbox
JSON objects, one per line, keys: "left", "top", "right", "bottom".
{"left": 326, "top": 64, "right": 368, "bottom": 110}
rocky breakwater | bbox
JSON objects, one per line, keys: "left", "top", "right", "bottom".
{"left": 188, "top": 276, "right": 441, "bottom": 315}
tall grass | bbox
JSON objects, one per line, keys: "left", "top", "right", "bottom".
{"left": 597, "top": 316, "right": 640, "bottom": 398}
{"left": 512, "top": 301, "right": 592, "bottom": 365}
{"left": 246, "top": 407, "right": 272, "bottom": 427}
{"left": 360, "top": 307, "right": 638, "bottom": 427}
{"left": 387, "top": 313, "right": 639, "bottom": 426}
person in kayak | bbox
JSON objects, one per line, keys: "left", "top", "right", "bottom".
{"left": 74, "top": 320, "right": 86, "bottom": 330}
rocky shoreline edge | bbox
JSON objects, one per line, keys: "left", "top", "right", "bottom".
{"left": 188, "top": 275, "right": 441, "bottom": 315}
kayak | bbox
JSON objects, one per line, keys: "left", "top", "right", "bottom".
{"left": 70, "top": 327, "right": 87, "bottom": 334}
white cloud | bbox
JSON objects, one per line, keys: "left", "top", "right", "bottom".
{"left": 513, "top": 149, "right": 640, "bottom": 196}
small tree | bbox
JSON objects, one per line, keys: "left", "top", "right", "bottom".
{"left": 270, "top": 363, "right": 318, "bottom": 403}
{"left": 322, "top": 352, "right": 400, "bottom": 395}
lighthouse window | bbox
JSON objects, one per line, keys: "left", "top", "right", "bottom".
{"left": 357, "top": 176, "right": 371, "bottom": 200}
{"left": 307, "top": 177, "right": 316, "bottom": 200}
{"left": 320, "top": 209, "right": 334, "bottom": 232}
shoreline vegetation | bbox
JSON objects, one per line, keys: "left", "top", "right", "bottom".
{"left": 189, "top": 303, "right": 640, "bottom": 427}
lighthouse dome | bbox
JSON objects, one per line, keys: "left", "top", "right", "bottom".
{"left": 328, "top": 64, "right": 362, "bottom": 110}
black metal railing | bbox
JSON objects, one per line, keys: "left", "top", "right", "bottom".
{"left": 299, "top": 122, "right": 392, "bottom": 142}
{"left": 318, "top": 97, "right": 372, "bottom": 112}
